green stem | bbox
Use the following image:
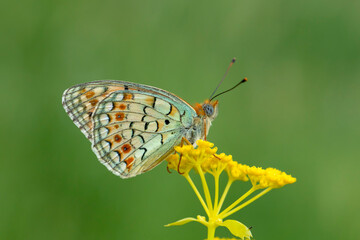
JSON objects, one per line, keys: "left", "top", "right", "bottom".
{"left": 184, "top": 174, "right": 210, "bottom": 217}
{"left": 220, "top": 187, "right": 272, "bottom": 219}
{"left": 216, "top": 178, "right": 233, "bottom": 214}
{"left": 219, "top": 186, "right": 256, "bottom": 217}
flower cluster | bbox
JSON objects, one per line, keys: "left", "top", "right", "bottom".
{"left": 165, "top": 140, "right": 296, "bottom": 240}
{"left": 167, "top": 140, "right": 295, "bottom": 188}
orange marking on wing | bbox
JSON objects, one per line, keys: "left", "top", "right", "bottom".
{"left": 168, "top": 105, "right": 178, "bottom": 116}
{"left": 122, "top": 144, "right": 131, "bottom": 154}
{"left": 89, "top": 99, "right": 98, "bottom": 106}
{"left": 125, "top": 157, "right": 135, "bottom": 170}
{"left": 158, "top": 121, "right": 164, "bottom": 131}
{"left": 114, "top": 134, "right": 122, "bottom": 143}
{"left": 118, "top": 103, "right": 126, "bottom": 110}
{"left": 80, "top": 89, "right": 86, "bottom": 93}
{"left": 145, "top": 96, "right": 155, "bottom": 106}
{"left": 85, "top": 91, "right": 95, "bottom": 99}
{"left": 115, "top": 112, "right": 125, "bottom": 121}
{"left": 123, "top": 93, "right": 133, "bottom": 100}
{"left": 112, "top": 86, "right": 125, "bottom": 91}
{"left": 106, "top": 124, "right": 123, "bottom": 133}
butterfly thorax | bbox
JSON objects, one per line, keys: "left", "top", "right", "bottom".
{"left": 186, "top": 99, "right": 219, "bottom": 145}
{"left": 184, "top": 117, "right": 205, "bottom": 145}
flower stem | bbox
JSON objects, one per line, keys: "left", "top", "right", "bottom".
{"left": 221, "top": 187, "right": 272, "bottom": 219}
{"left": 196, "top": 165, "right": 213, "bottom": 213}
{"left": 213, "top": 173, "right": 220, "bottom": 212}
{"left": 184, "top": 173, "right": 210, "bottom": 217}
{"left": 216, "top": 178, "right": 233, "bottom": 214}
{"left": 207, "top": 224, "right": 216, "bottom": 240}
{"left": 219, "top": 186, "right": 256, "bottom": 217}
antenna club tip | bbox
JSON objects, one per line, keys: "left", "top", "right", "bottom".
{"left": 242, "top": 77, "right": 248, "bottom": 83}
{"left": 232, "top": 57, "right": 236, "bottom": 63}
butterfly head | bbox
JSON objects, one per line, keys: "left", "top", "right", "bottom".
{"left": 194, "top": 99, "right": 219, "bottom": 121}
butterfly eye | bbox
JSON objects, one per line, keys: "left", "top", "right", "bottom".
{"left": 202, "top": 104, "right": 214, "bottom": 117}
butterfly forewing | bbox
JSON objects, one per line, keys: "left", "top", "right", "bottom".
{"left": 62, "top": 80, "right": 197, "bottom": 178}
{"left": 62, "top": 82, "right": 128, "bottom": 139}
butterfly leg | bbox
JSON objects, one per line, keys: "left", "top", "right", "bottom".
{"left": 203, "top": 119, "right": 207, "bottom": 141}
{"left": 177, "top": 137, "right": 192, "bottom": 174}
{"left": 181, "top": 137, "right": 192, "bottom": 145}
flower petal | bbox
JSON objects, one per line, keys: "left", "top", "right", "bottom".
{"left": 220, "top": 219, "right": 252, "bottom": 239}
{"left": 165, "top": 217, "right": 198, "bottom": 227}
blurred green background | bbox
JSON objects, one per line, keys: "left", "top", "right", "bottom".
{"left": 1, "top": 0, "right": 359, "bottom": 239}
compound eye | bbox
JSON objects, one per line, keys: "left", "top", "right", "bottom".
{"left": 202, "top": 104, "right": 214, "bottom": 117}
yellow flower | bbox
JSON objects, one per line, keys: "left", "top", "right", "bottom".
{"left": 246, "top": 166, "right": 297, "bottom": 189}
{"left": 166, "top": 140, "right": 218, "bottom": 175}
{"left": 202, "top": 153, "right": 232, "bottom": 176}
{"left": 226, "top": 161, "right": 249, "bottom": 182}
{"left": 165, "top": 140, "right": 296, "bottom": 240}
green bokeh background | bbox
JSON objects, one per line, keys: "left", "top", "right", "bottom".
{"left": 1, "top": 0, "right": 359, "bottom": 239}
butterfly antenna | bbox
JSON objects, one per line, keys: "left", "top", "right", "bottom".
{"left": 209, "top": 57, "right": 236, "bottom": 100}
{"left": 210, "top": 77, "right": 248, "bottom": 101}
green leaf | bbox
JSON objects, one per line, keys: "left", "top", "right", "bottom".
{"left": 164, "top": 217, "right": 198, "bottom": 227}
{"left": 220, "top": 219, "right": 252, "bottom": 239}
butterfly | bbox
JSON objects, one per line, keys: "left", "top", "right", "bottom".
{"left": 62, "top": 59, "right": 246, "bottom": 178}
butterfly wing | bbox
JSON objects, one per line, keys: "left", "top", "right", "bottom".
{"left": 62, "top": 81, "right": 126, "bottom": 139}
{"left": 62, "top": 80, "right": 197, "bottom": 178}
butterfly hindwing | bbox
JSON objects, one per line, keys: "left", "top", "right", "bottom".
{"left": 91, "top": 89, "right": 186, "bottom": 178}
